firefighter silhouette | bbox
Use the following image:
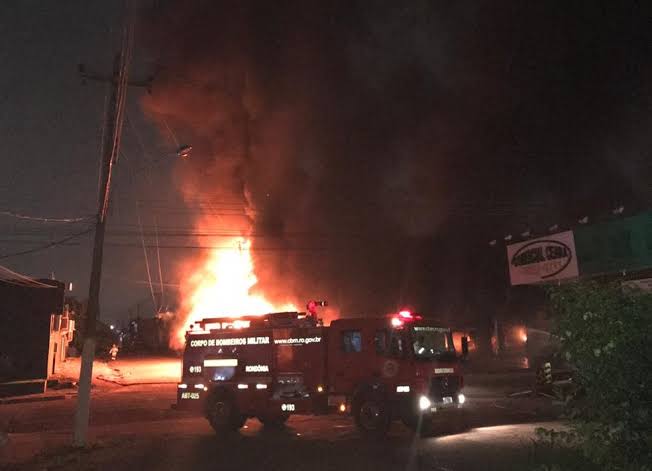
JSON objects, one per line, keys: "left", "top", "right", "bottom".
{"left": 109, "top": 344, "right": 119, "bottom": 361}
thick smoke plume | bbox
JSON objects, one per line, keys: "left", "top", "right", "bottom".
{"left": 141, "top": 1, "right": 652, "bottom": 320}
{"left": 140, "top": 1, "right": 457, "bottom": 316}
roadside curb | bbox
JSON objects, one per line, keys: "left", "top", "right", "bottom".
{"left": 95, "top": 377, "right": 177, "bottom": 387}
{"left": 0, "top": 392, "right": 76, "bottom": 405}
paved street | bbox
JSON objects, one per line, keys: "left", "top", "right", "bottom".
{"left": 0, "top": 357, "right": 563, "bottom": 470}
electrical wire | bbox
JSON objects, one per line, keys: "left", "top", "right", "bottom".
{"left": 103, "top": 274, "right": 180, "bottom": 288}
{"left": 125, "top": 110, "right": 154, "bottom": 161}
{"left": 0, "top": 227, "right": 373, "bottom": 239}
{"left": 119, "top": 129, "right": 163, "bottom": 311}
{"left": 0, "top": 228, "right": 93, "bottom": 260}
{"left": 124, "top": 102, "right": 195, "bottom": 310}
{"left": 124, "top": 110, "right": 176, "bottom": 176}
{"left": 162, "top": 116, "right": 180, "bottom": 149}
{"left": 0, "top": 210, "right": 93, "bottom": 223}
{"left": 119, "top": 147, "right": 158, "bottom": 311}
{"left": 123, "top": 110, "right": 167, "bottom": 308}
{"left": 137, "top": 205, "right": 158, "bottom": 310}
{"left": 102, "top": 242, "right": 346, "bottom": 251}
{"left": 0, "top": 264, "right": 57, "bottom": 288}
{"left": 154, "top": 215, "right": 164, "bottom": 307}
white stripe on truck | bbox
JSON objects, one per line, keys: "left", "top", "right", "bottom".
{"left": 204, "top": 358, "right": 238, "bottom": 367}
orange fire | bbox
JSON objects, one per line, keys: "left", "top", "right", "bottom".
{"left": 173, "top": 237, "right": 296, "bottom": 349}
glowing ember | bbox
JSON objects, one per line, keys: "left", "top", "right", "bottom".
{"left": 173, "top": 237, "right": 296, "bottom": 348}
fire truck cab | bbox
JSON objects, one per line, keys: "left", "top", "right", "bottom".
{"left": 177, "top": 308, "right": 466, "bottom": 436}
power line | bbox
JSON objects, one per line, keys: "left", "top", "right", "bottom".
{"left": 107, "top": 229, "right": 366, "bottom": 236}
{"left": 0, "top": 228, "right": 93, "bottom": 260}
{"left": 120, "top": 130, "right": 163, "bottom": 312}
{"left": 0, "top": 264, "right": 57, "bottom": 288}
{"left": 0, "top": 228, "right": 391, "bottom": 240}
{"left": 125, "top": 109, "right": 154, "bottom": 160}
{"left": 102, "top": 242, "right": 350, "bottom": 251}
{"left": 137, "top": 205, "right": 157, "bottom": 311}
{"left": 103, "top": 274, "right": 181, "bottom": 288}
{"left": 122, "top": 111, "right": 177, "bottom": 178}
{"left": 162, "top": 116, "right": 180, "bottom": 149}
{"left": 0, "top": 210, "right": 93, "bottom": 223}
{"left": 154, "top": 216, "right": 165, "bottom": 308}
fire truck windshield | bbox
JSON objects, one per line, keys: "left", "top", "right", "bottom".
{"left": 410, "top": 326, "right": 455, "bottom": 359}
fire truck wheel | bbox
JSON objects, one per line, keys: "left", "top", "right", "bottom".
{"left": 353, "top": 396, "right": 390, "bottom": 437}
{"left": 206, "top": 393, "right": 244, "bottom": 434}
{"left": 258, "top": 414, "right": 290, "bottom": 428}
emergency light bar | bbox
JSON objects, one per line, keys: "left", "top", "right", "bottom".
{"left": 391, "top": 309, "right": 423, "bottom": 328}
{"left": 187, "top": 304, "right": 326, "bottom": 336}
{"left": 233, "top": 319, "right": 251, "bottom": 329}
{"left": 398, "top": 310, "right": 422, "bottom": 320}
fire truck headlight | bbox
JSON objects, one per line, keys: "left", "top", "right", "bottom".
{"left": 178, "top": 383, "right": 188, "bottom": 389}
{"left": 418, "top": 395, "right": 431, "bottom": 411}
{"left": 458, "top": 393, "right": 466, "bottom": 405}
{"left": 194, "top": 383, "right": 205, "bottom": 390}
{"left": 317, "top": 385, "right": 324, "bottom": 393}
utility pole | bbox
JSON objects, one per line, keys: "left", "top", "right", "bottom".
{"left": 73, "top": 15, "right": 134, "bottom": 447}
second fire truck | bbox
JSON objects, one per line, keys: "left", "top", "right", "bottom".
{"left": 177, "top": 304, "right": 468, "bottom": 436}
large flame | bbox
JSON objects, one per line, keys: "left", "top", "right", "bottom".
{"left": 173, "top": 237, "right": 296, "bottom": 348}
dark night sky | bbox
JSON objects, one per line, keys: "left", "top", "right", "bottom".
{"left": 1, "top": 1, "right": 652, "bottom": 326}
{"left": 0, "top": 1, "right": 182, "bottom": 324}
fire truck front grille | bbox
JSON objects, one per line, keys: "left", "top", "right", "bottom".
{"left": 429, "top": 375, "right": 460, "bottom": 400}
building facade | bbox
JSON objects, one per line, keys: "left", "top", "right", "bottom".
{"left": 0, "top": 279, "right": 74, "bottom": 396}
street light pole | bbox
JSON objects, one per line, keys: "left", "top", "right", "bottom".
{"left": 73, "top": 21, "right": 133, "bottom": 446}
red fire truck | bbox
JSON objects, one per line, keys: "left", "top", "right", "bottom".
{"left": 177, "top": 305, "right": 467, "bottom": 436}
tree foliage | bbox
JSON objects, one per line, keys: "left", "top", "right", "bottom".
{"left": 547, "top": 281, "right": 652, "bottom": 470}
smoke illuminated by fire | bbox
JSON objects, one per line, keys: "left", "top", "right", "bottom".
{"left": 172, "top": 237, "right": 296, "bottom": 349}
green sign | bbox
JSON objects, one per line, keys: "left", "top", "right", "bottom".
{"left": 575, "top": 212, "right": 652, "bottom": 276}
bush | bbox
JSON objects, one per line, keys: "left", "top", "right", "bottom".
{"left": 546, "top": 281, "right": 652, "bottom": 470}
